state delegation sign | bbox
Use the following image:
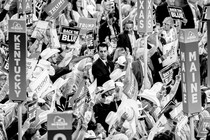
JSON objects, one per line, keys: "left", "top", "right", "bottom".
{"left": 137, "top": 0, "right": 153, "bottom": 33}
{"left": 8, "top": 19, "right": 27, "bottom": 102}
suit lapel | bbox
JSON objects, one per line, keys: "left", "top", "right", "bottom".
{"left": 98, "top": 58, "right": 109, "bottom": 73}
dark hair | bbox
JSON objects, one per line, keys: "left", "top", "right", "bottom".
{"left": 97, "top": 43, "right": 108, "bottom": 51}
{"left": 201, "top": 91, "right": 207, "bottom": 107}
{"left": 153, "top": 130, "right": 175, "bottom": 140}
{"left": 22, "top": 128, "right": 37, "bottom": 140}
{"left": 123, "top": 20, "right": 134, "bottom": 27}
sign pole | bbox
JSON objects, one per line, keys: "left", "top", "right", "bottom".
{"left": 190, "top": 115, "right": 195, "bottom": 140}
{"left": 18, "top": 103, "right": 22, "bottom": 140}
{"left": 136, "top": 0, "right": 153, "bottom": 89}
{"left": 118, "top": 0, "right": 123, "bottom": 33}
{"left": 207, "top": 21, "right": 210, "bottom": 86}
{"left": 144, "top": 33, "right": 149, "bottom": 89}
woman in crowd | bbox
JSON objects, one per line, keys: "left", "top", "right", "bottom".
{"left": 58, "top": 1, "right": 80, "bottom": 28}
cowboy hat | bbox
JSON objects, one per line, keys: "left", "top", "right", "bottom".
{"left": 116, "top": 98, "right": 139, "bottom": 135}
{"left": 110, "top": 68, "right": 126, "bottom": 81}
{"left": 53, "top": 77, "right": 69, "bottom": 90}
{"left": 139, "top": 89, "right": 160, "bottom": 107}
{"left": 86, "top": 5, "right": 97, "bottom": 16}
{"left": 112, "top": 134, "right": 128, "bottom": 140}
{"left": 115, "top": 56, "right": 126, "bottom": 66}
{"left": 101, "top": 80, "right": 116, "bottom": 95}
{"left": 105, "top": 111, "right": 118, "bottom": 130}
{"left": 40, "top": 47, "right": 60, "bottom": 60}
{"left": 36, "top": 59, "right": 55, "bottom": 76}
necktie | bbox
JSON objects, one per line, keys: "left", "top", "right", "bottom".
{"left": 193, "top": 5, "right": 201, "bottom": 20}
{"left": 106, "top": 62, "right": 110, "bottom": 72}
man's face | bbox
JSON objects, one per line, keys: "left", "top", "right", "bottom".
{"left": 124, "top": 23, "right": 133, "bottom": 34}
{"left": 98, "top": 46, "right": 108, "bottom": 60}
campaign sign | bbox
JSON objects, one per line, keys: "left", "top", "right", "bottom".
{"left": 78, "top": 17, "right": 96, "bottom": 35}
{"left": 202, "top": 6, "right": 210, "bottom": 21}
{"left": 29, "top": 70, "right": 51, "bottom": 98}
{"left": 8, "top": 19, "right": 27, "bottom": 102}
{"left": 180, "top": 29, "right": 201, "bottom": 114}
{"left": 27, "top": 100, "right": 38, "bottom": 123}
{"left": 86, "top": 30, "right": 94, "bottom": 49}
{"left": 162, "top": 40, "right": 179, "bottom": 67}
{"left": 26, "top": 12, "right": 33, "bottom": 27}
{"left": 159, "top": 63, "right": 174, "bottom": 85}
{"left": 1, "top": 59, "right": 9, "bottom": 74}
{"left": 0, "top": 44, "right": 9, "bottom": 58}
{"left": 44, "top": 0, "right": 69, "bottom": 19}
{"left": 35, "top": 0, "right": 47, "bottom": 18}
{"left": 137, "top": 0, "right": 153, "bottom": 33}
{"left": 168, "top": 6, "right": 185, "bottom": 20}
{"left": 48, "top": 112, "right": 72, "bottom": 140}
{"left": 197, "top": 117, "right": 210, "bottom": 138}
{"left": 59, "top": 26, "right": 80, "bottom": 44}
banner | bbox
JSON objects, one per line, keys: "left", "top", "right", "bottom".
{"left": 9, "top": 19, "right": 27, "bottom": 101}
{"left": 78, "top": 17, "right": 96, "bottom": 35}
{"left": 159, "top": 63, "right": 174, "bottom": 85}
{"left": 197, "top": 117, "right": 210, "bottom": 138}
{"left": 59, "top": 26, "right": 80, "bottom": 44}
{"left": 123, "top": 64, "right": 138, "bottom": 100}
{"left": 137, "top": 0, "right": 153, "bottom": 33}
{"left": 161, "top": 40, "right": 178, "bottom": 67}
{"left": 50, "top": 29, "right": 60, "bottom": 49}
{"left": 26, "top": 58, "right": 38, "bottom": 79}
{"left": 31, "top": 20, "right": 49, "bottom": 38}
{"left": 64, "top": 71, "right": 83, "bottom": 110}
{"left": 44, "top": 0, "right": 69, "bottom": 19}
{"left": 167, "top": 6, "right": 185, "bottom": 20}
{"left": 180, "top": 29, "right": 201, "bottom": 114}
{"left": 29, "top": 70, "right": 51, "bottom": 98}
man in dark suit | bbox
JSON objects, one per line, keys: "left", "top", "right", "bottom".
{"left": 92, "top": 43, "right": 114, "bottom": 86}
{"left": 181, "top": 0, "right": 203, "bottom": 29}
{"left": 117, "top": 20, "right": 139, "bottom": 55}
{"left": 156, "top": 0, "right": 175, "bottom": 26}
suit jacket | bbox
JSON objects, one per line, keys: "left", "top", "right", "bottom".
{"left": 181, "top": 4, "right": 195, "bottom": 29}
{"left": 132, "top": 60, "right": 144, "bottom": 91}
{"left": 92, "top": 58, "right": 114, "bottom": 86}
{"left": 117, "top": 31, "right": 139, "bottom": 55}
{"left": 156, "top": 2, "right": 170, "bottom": 26}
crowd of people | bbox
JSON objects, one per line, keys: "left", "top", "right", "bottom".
{"left": 0, "top": 0, "right": 209, "bottom": 139}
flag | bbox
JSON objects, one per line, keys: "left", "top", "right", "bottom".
{"left": 123, "top": 63, "right": 138, "bottom": 100}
